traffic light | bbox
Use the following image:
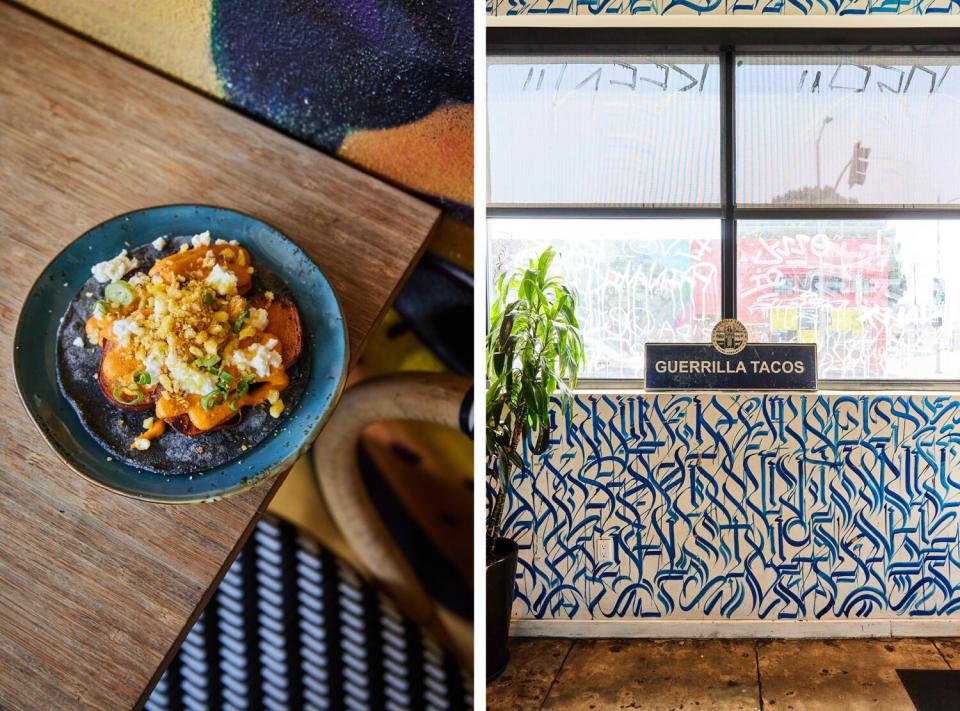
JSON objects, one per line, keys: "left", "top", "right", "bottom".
{"left": 848, "top": 141, "right": 870, "bottom": 187}
{"left": 933, "top": 278, "right": 945, "bottom": 328}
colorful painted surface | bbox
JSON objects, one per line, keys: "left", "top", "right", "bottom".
{"left": 20, "top": 0, "right": 472, "bottom": 215}
{"left": 499, "top": 393, "right": 960, "bottom": 621}
{"left": 489, "top": 0, "right": 959, "bottom": 13}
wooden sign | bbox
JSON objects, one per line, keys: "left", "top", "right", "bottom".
{"left": 645, "top": 321, "right": 818, "bottom": 391}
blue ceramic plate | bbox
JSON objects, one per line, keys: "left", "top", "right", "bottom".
{"left": 14, "top": 205, "right": 349, "bottom": 503}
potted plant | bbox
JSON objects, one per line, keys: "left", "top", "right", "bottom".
{"left": 485, "top": 246, "right": 584, "bottom": 680}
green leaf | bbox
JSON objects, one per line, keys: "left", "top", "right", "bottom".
{"left": 485, "top": 245, "right": 585, "bottom": 531}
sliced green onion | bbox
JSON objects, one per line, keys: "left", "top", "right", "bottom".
{"left": 229, "top": 374, "right": 257, "bottom": 410}
{"left": 92, "top": 299, "right": 111, "bottom": 317}
{"left": 216, "top": 371, "right": 235, "bottom": 392}
{"left": 112, "top": 384, "right": 143, "bottom": 405}
{"left": 234, "top": 374, "right": 255, "bottom": 398}
{"left": 104, "top": 280, "right": 135, "bottom": 306}
{"left": 133, "top": 370, "right": 151, "bottom": 386}
{"left": 202, "top": 290, "right": 214, "bottom": 305}
{"left": 194, "top": 354, "right": 221, "bottom": 370}
{"left": 233, "top": 309, "right": 250, "bottom": 333}
{"left": 200, "top": 390, "right": 226, "bottom": 411}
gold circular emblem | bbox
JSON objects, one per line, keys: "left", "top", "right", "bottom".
{"left": 711, "top": 319, "right": 748, "bottom": 356}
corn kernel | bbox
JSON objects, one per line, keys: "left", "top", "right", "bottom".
{"left": 247, "top": 267, "right": 255, "bottom": 274}
{"left": 178, "top": 243, "right": 189, "bottom": 253}
{"left": 266, "top": 389, "right": 280, "bottom": 404}
{"left": 264, "top": 291, "right": 275, "bottom": 303}
{"left": 236, "top": 251, "right": 247, "bottom": 267}
{"left": 269, "top": 400, "right": 285, "bottom": 418}
{"left": 142, "top": 417, "right": 155, "bottom": 430}
{"left": 188, "top": 345, "right": 203, "bottom": 357}
{"left": 238, "top": 326, "right": 256, "bottom": 340}
{"left": 213, "top": 311, "right": 229, "bottom": 322}
{"left": 221, "top": 248, "right": 235, "bottom": 261}
{"left": 132, "top": 437, "right": 151, "bottom": 451}
{"left": 204, "top": 339, "right": 218, "bottom": 354}
{"left": 209, "top": 324, "right": 224, "bottom": 335}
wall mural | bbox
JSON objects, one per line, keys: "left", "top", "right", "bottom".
{"left": 500, "top": 393, "right": 960, "bottom": 621}
{"left": 488, "top": 0, "right": 959, "bottom": 14}
{"left": 21, "top": 0, "right": 473, "bottom": 217}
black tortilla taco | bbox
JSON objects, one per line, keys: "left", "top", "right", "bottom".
{"left": 56, "top": 234, "right": 309, "bottom": 475}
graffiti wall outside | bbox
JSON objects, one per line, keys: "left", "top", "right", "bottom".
{"left": 488, "top": 0, "right": 959, "bottom": 15}
{"left": 20, "top": 0, "right": 472, "bottom": 216}
{"left": 503, "top": 393, "right": 960, "bottom": 622}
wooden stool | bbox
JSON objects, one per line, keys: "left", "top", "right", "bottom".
{"left": 311, "top": 372, "right": 473, "bottom": 667}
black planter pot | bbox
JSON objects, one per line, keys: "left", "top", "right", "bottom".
{"left": 486, "top": 536, "right": 519, "bottom": 682}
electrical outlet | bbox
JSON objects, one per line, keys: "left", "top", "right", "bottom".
{"left": 596, "top": 538, "right": 614, "bottom": 564}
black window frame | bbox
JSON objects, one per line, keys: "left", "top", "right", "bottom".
{"left": 487, "top": 28, "right": 960, "bottom": 390}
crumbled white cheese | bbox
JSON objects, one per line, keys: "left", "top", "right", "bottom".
{"left": 91, "top": 249, "right": 139, "bottom": 283}
{"left": 72, "top": 336, "right": 84, "bottom": 348}
{"left": 190, "top": 231, "right": 212, "bottom": 249}
{"left": 215, "top": 238, "right": 228, "bottom": 245}
{"left": 205, "top": 263, "right": 238, "bottom": 296}
{"left": 248, "top": 307, "right": 269, "bottom": 332}
{"left": 111, "top": 317, "right": 143, "bottom": 346}
{"left": 151, "top": 236, "right": 167, "bottom": 251}
{"left": 132, "top": 438, "right": 151, "bottom": 451}
{"left": 230, "top": 339, "right": 282, "bottom": 378}
{"left": 165, "top": 351, "right": 218, "bottom": 395}
{"left": 143, "top": 345, "right": 166, "bottom": 383}
{"left": 128, "top": 272, "right": 149, "bottom": 288}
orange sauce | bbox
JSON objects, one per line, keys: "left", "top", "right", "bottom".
{"left": 148, "top": 243, "right": 252, "bottom": 293}
{"left": 99, "top": 343, "right": 157, "bottom": 400}
{"left": 83, "top": 243, "right": 285, "bottom": 443}
{"left": 155, "top": 369, "right": 289, "bottom": 430}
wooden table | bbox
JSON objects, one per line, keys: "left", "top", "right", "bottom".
{"left": 0, "top": 4, "right": 439, "bottom": 708}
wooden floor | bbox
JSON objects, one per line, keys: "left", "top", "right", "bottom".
{"left": 489, "top": 637, "right": 960, "bottom": 710}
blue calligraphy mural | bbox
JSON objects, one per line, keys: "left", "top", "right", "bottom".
{"left": 490, "top": 0, "right": 959, "bottom": 14}
{"left": 496, "top": 393, "right": 960, "bottom": 621}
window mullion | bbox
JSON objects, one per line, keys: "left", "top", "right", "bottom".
{"left": 720, "top": 47, "right": 737, "bottom": 320}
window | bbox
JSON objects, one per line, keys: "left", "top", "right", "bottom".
{"left": 490, "top": 218, "right": 720, "bottom": 379}
{"left": 487, "top": 56, "right": 721, "bottom": 206}
{"left": 488, "top": 47, "right": 960, "bottom": 386}
{"left": 738, "top": 220, "right": 960, "bottom": 380}
{"left": 736, "top": 56, "right": 960, "bottom": 208}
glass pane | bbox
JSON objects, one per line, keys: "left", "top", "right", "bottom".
{"left": 489, "top": 219, "right": 721, "bottom": 380}
{"left": 737, "top": 56, "right": 960, "bottom": 208}
{"left": 737, "top": 220, "right": 960, "bottom": 380}
{"left": 487, "top": 56, "right": 721, "bottom": 207}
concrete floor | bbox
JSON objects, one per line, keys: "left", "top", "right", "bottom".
{"left": 488, "top": 637, "right": 960, "bottom": 710}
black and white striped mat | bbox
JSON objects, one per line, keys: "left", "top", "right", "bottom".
{"left": 145, "top": 515, "right": 472, "bottom": 710}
